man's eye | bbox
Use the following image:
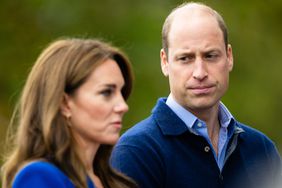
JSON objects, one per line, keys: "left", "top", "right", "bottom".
{"left": 177, "top": 56, "right": 194, "bottom": 63}
{"left": 205, "top": 53, "right": 219, "bottom": 61}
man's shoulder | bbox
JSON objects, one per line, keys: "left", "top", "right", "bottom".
{"left": 116, "top": 111, "right": 174, "bottom": 152}
{"left": 120, "top": 115, "right": 160, "bottom": 140}
{"left": 236, "top": 121, "right": 276, "bottom": 147}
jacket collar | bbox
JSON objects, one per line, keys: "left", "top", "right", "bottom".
{"left": 152, "top": 98, "right": 245, "bottom": 136}
{"left": 152, "top": 98, "right": 191, "bottom": 136}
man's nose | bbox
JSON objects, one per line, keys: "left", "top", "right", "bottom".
{"left": 192, "top": 59, "right": 208, "bottom": 80}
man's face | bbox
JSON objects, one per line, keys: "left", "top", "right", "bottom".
{"left": 161, "top": 10, "right": 233, "bottom": 114}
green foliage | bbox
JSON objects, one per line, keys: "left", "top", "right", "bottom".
{"left": 1, "top": 0, "right": 281, "bottom": 157}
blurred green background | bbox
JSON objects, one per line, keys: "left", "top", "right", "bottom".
{"left": 1, "top": 0, "right": 282, "bottom": 161}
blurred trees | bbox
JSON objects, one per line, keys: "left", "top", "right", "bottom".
{"left": 0, "top": 0, "right": 281, "bottom": 158}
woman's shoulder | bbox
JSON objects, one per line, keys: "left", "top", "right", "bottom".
{"left": 12, "top": 160, "right": 74, "bottom": 188}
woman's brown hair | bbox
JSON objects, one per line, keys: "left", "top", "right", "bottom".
{"left": 1, "top": 38, "right": 137, "bottom": 188}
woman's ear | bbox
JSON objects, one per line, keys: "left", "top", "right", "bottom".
{"left": 60, "top": 93, "right": 72, "bottom": 118}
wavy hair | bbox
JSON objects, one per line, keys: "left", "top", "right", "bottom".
{"left": 1, "top": 38, "right": 137, "bottom": 188}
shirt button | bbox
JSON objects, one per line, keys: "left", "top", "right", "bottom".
{"left": 197, "top": 122, "right": 202, "bottom": 127}
{"left": 219, "top": 174, "right": 224, "bottom": 181}
{"left": 204, "top": 146, "right": 210, "bottom": 152}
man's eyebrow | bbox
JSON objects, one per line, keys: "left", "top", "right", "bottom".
{"left": 175, "top": 51, "right": 195, "bottom": 56}
{"left": 203, "top": 49, "right": 221, "bottom": 54}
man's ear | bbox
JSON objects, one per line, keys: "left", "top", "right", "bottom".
{"left": 227, "top": 44, "right": 234, "bottom": 72}
{"left": 160, "top": 49, "right": 169, "bottom": 77}
{"left": 60, "top": 93, "right": 72, "bottom": 118}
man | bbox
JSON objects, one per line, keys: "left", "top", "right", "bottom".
{"left": 111, "top": 2, "right": 281, "bottom": 188}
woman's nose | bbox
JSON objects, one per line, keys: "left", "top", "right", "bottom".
{"left": 114, "top": 95, "right": 129, "bottom": 114}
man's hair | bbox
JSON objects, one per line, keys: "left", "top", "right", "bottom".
{"left": 161, "top": 2, "right": 228, "bottom": 54}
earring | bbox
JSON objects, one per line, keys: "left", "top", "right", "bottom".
{"left": 66, "top": 115, "right": 72, "bottom": 127}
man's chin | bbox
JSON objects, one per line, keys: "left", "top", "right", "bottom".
{"left": 184, "top": 99, "right": 218, "bottom": 112}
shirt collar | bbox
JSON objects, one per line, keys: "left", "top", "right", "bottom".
{"left": 166, "top": 94, "right": 197, "bottom": 129}
{"left": 218, "top": 101, "right": 234, "bottom": 128}
{"left": 166, "top": 94, "right": 234, "bottom": 129}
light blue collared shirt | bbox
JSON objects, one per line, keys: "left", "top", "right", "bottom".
{"left": 166, "top": 94, "right": 235, "bottom": 171}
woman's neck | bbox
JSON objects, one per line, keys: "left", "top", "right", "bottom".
{"left": 87, "top": 171, "right": 104, "bottom": 188}
{"left": 81, "top": 143, "right": 103, "bottom": 188}
{"left": 72, "top": 133, "right": 99, "bottom": 170}
{"left": 72, "top": 132, "right": 103, "bottom": 187}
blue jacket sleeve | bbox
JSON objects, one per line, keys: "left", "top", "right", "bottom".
{"left": 12, "top": 161, "right": 74, "bottom": 188}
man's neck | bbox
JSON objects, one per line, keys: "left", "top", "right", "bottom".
{"left": 188, "top": 104, "right": 221, "bottom": 155}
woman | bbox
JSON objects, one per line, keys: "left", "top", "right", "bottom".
{"left": 1, "top": 38, "right": 137, "bottom": 188}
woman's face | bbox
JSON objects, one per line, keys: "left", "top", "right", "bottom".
{"left": 63, "top": 59, "right": 129, "bottom": 147}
